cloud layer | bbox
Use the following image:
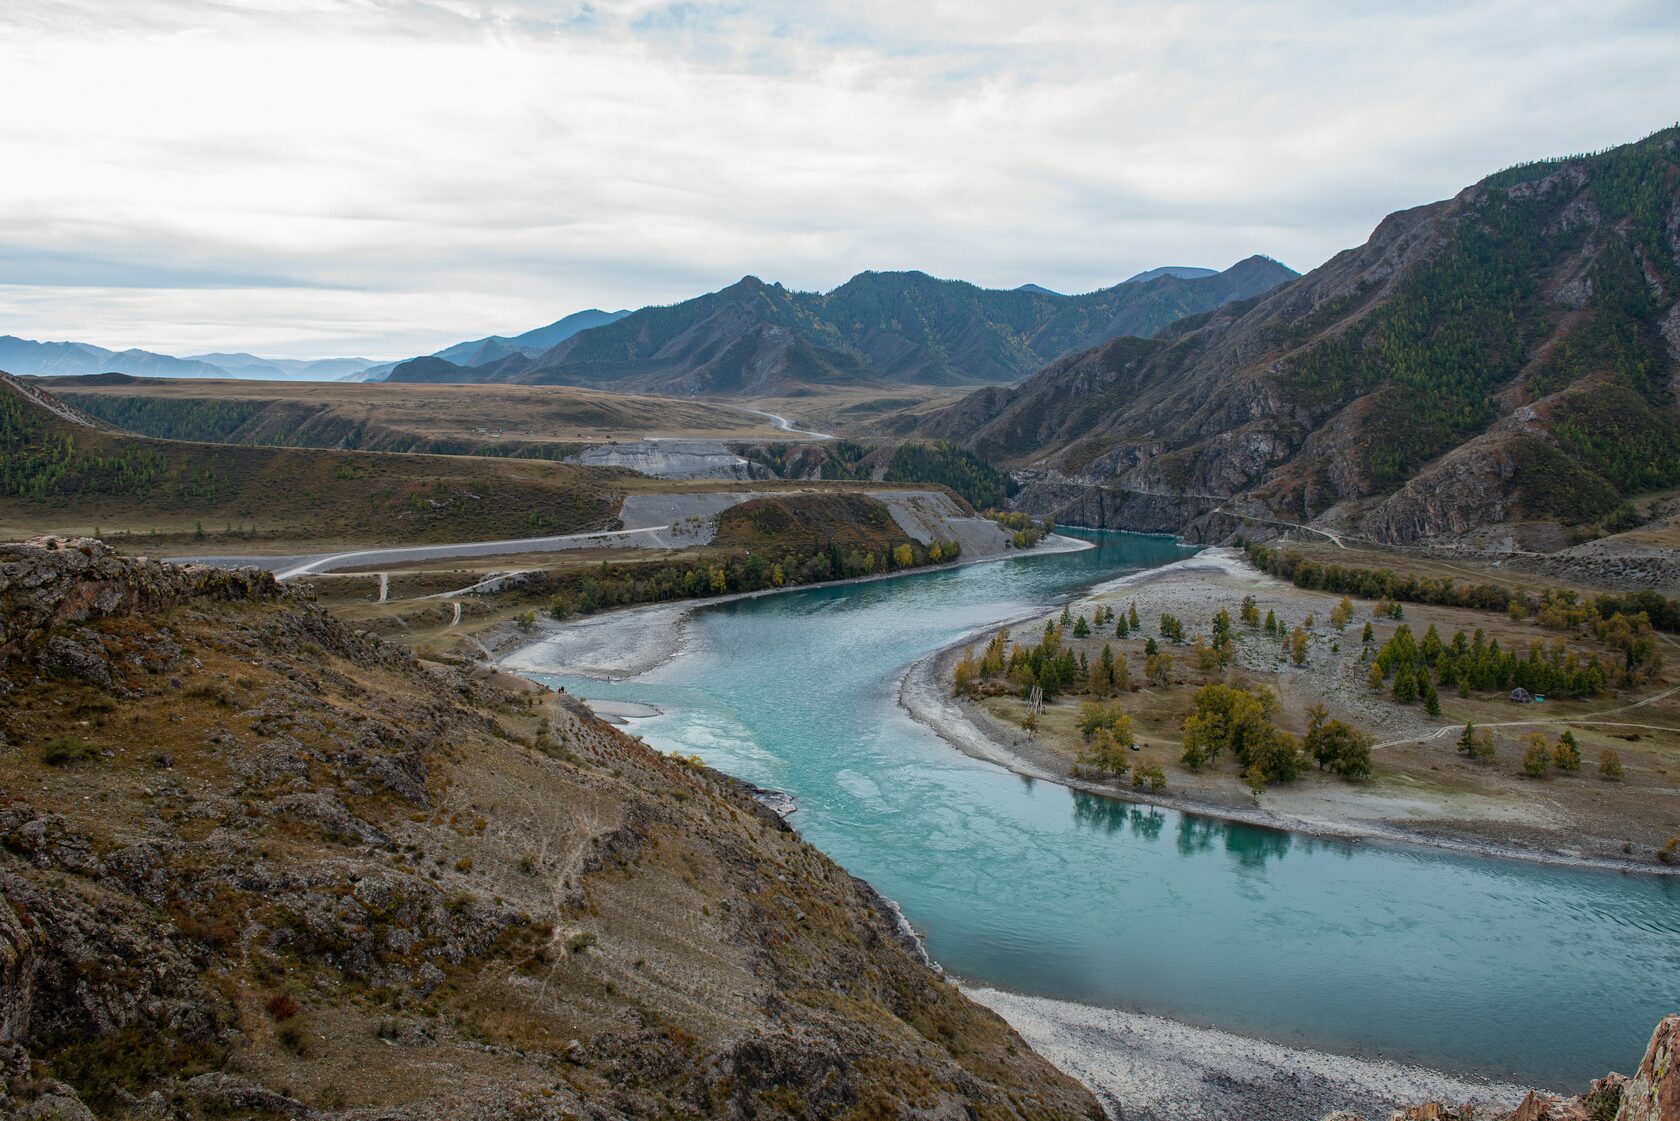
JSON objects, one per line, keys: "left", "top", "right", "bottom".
{"left": 2, "top": 0, "right": 1677, "bottom": 358}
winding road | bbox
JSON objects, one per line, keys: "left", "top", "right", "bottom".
{"left": 170, "top": 524, "right": 671, "bottom": 581}
{"left": 732, "top": 406, "right": 833, "bottom": 440}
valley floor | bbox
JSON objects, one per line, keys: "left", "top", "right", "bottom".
{"left": 902, "top": 548, "right": 1680, "bottom": 874}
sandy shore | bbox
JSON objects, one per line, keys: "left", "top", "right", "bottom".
{"left": 496, "top": 532, "right": 1094, "bottom": 679}
{"left": 499, "top": 600, "right": 695, "bottom": 679}
{"left": 966, "top": 986, "right": 1537, "bottom": 1121}
{"left": 899, "top": 547, "right": 1680, "bottom": 876}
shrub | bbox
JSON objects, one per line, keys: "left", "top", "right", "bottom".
{"left": 39, "top": 734, "right": 98, "bottom": 767}
{"left": 1552, "top": 731, "right": 1581, "bottom": 772}
{"left": 1599, "top": 749, "right": 1624, "bottom": 780}
{"left": 277, "top": 1022, "right": 308, "bottom": 1055}
{"left": 1521, "top": 734, "right": 1550, "bottom": 777}
{"left": 1131, "top": 762, "right": 1167, "bottom": 793}
{"left": 266, "top": 993, "right": 301, "bottom": 1020}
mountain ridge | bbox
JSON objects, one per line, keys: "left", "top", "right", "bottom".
{"left": 387, "top": 258, "right": 1298, "bottom": 394}
{"left": 917, "top": 127, "right": 1680, "bottom": 549}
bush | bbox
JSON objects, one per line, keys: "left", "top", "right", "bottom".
{"left": 1552, "top": 731, "right": 1581, "bottom": 772}
{"left": 277, "top": 1022, "right": 309, "bottom": 1055}
{"left": 1599, "top": 749, "right": 1624, "bottom": 780}
{"left": 39, "top": 734, "right": 98, "bottom": 767}
{"left": 1131, "top": 762, "right": 1167, "bottom": 793}
{"left": 1521, "top": 734, "right": 1550, "bottom": 777}
{"left": 1660, "top": 837, "right": 1679, "bottom": 865}
{"left": 266, "top": 993, "right": 301, "bottom": 1020}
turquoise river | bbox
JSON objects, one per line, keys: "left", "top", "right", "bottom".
{"left": 529, "top": 529, "right": 1680, "bottom": 1088}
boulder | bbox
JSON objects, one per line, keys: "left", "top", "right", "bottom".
{"left": 1617, "top": 1014, "right": 1680, "bottom": 1121}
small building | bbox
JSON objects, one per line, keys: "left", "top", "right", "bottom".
{"left": 1509, "top": 687, "right": 1533, "bottom": 704}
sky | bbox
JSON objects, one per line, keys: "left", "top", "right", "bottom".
{"left": 1, "top": 1, "right": 1677, "bottom": 360}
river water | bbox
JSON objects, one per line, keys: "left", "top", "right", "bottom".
{"left": 528, "top": 529, "right": 1680, "bottom": 1087}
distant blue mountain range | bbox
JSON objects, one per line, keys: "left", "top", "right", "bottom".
{"left": 0, "top": 336, "right": 380, "bottom": 382}
{"left": 0, "top": 307, "right": 632, "bottom": 383}
{"left": 360, "top": 308, "right": 632, "bottom": 381}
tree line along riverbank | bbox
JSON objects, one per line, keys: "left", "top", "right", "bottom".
{"left": 921, "top": 547, "right": 1680, "bottom": 872}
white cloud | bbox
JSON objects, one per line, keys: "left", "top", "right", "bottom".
{"left": 0, "top": 0, "right": 1676, "bottom": 357}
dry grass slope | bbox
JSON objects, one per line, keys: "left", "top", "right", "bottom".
{"left": 1, "top": 372, "right": 627, "bottom": 549}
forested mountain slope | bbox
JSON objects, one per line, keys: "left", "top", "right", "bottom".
{"left": 919, "top": 127, "right": 1680, "bottom": 546}
{"left": 386, "top": 258, "right": 1296, "bottom": 394}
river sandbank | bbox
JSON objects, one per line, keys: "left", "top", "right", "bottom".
{"left": 965, "top": 986, "right": 1538, "bottom": 1121}
{"left": 899, "top": 547, "right": 1680, "bottom": 875}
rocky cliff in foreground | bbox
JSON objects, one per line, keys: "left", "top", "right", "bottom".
{"left": 0, "top": 539, "right": 1100, "bottom": 1120}
{"left": 1359, "top": 1014, "right": 1679, "bottom": 1121}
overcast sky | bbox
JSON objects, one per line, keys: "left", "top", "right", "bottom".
{"left": 1, "top": 0, "right": 1677, "bottom": 360}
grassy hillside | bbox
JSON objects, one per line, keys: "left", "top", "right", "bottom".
{"left": 40, "top": 374, "right": 792, "bottom": 454}
{"left": 1, "top": 372, "right": 623, "bottom": 548}
{"left": 713, "top": 492, "right": 907, "bottom": 552}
